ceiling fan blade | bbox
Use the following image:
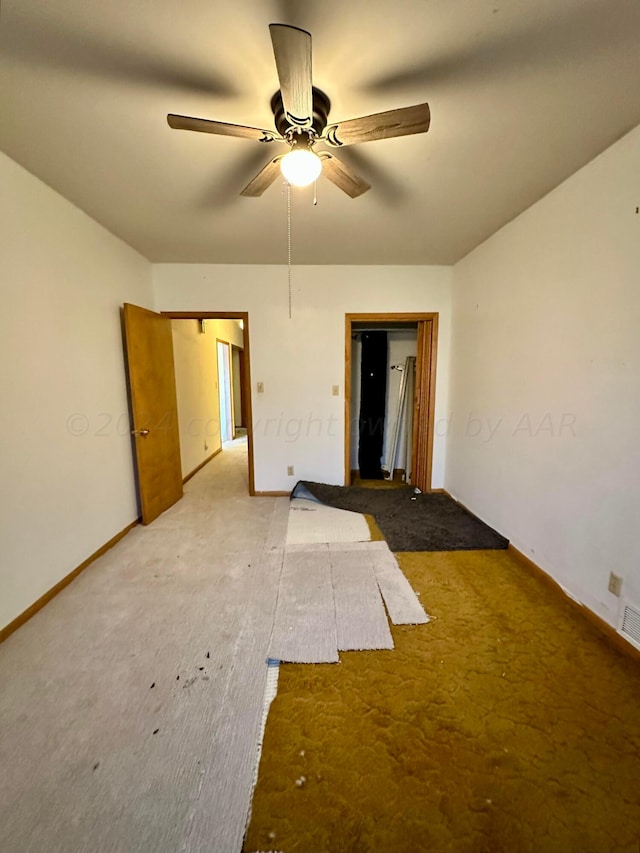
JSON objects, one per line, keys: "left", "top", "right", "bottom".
{"left": 269, "top": 24, "right": 313, "bottom": 128}
{"left": 167, "top": 114, "right": 280, "bottom": 143}
{"left": 240, "top": 156, "right": 284, "bottom": 197}
{"left": 324, "top": 103, "right": 431, "bottom": 147}
{"left": 319, "top": 152, "right": 371, "bottom": 198}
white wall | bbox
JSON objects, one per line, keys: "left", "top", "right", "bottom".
{"left": 154, "top": 266, "right": 452, "bottom": 492}
{"left": 172, "top": 319, "right": 244, "bottom": 478}
{"left": 447, "top": 125, "right": 640, "bottom": 628}
{"left": 0, "top": 151, "right": 153, "bottom": 631}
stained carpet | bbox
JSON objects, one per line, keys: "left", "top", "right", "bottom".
{"left": 0, "top": 440, "right": 287, "bottom": 853}
{"left": 244, "top": 549, "right": 640, "bottom": 853}
{"left": 293, "top": 481, "right": 509, "bottom": 552}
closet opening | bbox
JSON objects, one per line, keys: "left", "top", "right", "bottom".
{"left": 344, "top": 313, "right": 438, "bottom": 492}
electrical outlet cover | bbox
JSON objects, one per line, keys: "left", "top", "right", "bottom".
{"left": 608, "top": 572, "right": 623, "bottom": 596}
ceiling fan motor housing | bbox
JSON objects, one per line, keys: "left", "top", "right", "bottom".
{"left": 271, "top": 87, "right": 331, "bottom": 139}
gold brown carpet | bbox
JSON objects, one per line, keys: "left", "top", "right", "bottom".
{"left": 244, "top": 550, "right": 640, "bottom": 853}
{"left": 352, "top": 476, "right": 407, "bottom": 489}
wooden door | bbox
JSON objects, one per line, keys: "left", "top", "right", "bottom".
{"left": 123, "top": 304, "right": 183, "bottom": 524}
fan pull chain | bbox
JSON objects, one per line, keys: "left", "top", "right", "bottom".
{"left": 313, "top": 180, "right": 318, "bottom": 206}
{"left": 287, "top": 182, "right": 292, "bottom": 320}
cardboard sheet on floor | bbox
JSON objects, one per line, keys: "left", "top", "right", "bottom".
{"left": 330, "top": 548, "right": 394, "bottom": 651}
{"left": 368, "top": 544, "right": 430, "bottom": 625}
{"left": 268, "top": 549, "right": 339, "bottom": 663}
{"left": 286, "top": 498, "right": 371, "bottom": 546}
{"left": 326, "top": 541, "right": 428, "bottom": 624}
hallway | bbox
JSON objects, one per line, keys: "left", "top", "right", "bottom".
{"left": 0, "top": 440, "right": 288, "bottom": 853}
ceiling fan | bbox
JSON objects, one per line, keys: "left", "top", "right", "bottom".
{"left": 167, "top": 24, "right": 430, "bottom": 199}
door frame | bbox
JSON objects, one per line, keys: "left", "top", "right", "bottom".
{"left": 344, "top": 312, "right": 439, "bottom": 492}
{"left": 230, "top": 343, "right": 246, "bottom": 435}
{"left": 162, "top": 311, "right": 256, "bottom": 496}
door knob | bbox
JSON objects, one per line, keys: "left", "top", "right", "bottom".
{"left": 131, "top": 428, "right": 150, "bottom": 437}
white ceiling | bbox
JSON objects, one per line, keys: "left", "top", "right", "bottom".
{"left": 1, "top": 0, "right": 640, "bottom": 265}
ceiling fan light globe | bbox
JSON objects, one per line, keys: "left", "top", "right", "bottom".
{"left": 280, "top": 149, "right": 322, "bottom": 187}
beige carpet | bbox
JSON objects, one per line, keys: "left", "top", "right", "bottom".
{"left": 0, "top": 441, "right": 431, "bottom": 852}
{"left": 0, "top": 439, "right": 285, "bottom": 853}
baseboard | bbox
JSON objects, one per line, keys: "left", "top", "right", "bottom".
{"left": 183, "top": 447, "right": 222, "bottom": 485}
{"left": 0, "top": 518, "right": 140, "bottom": 645}
{"left": 507, "top": 544, "right": 640, "bottom": 663}
{"left": 253, "top": 490, "right": 291, "bottom": 497}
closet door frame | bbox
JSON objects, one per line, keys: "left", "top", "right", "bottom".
{"left": 344, "top": 313, "right": 439, "bottom": 491}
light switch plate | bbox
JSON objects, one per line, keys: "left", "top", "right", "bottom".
{"left": 332, "top": 385, "right": 340, "bottom": 396}
{"left": 257, "top": 382, "right": 264, "bottom": 393}
{"left": 608, "top": 572, "right": 623, "bottom": 596}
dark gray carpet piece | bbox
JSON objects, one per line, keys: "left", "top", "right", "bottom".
{"left": 293, "top": 482, "right": 508, "bottom": 553}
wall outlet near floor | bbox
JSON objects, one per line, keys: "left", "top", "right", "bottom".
{"left": 287, "top": 465, "right": 295, "bottom": 476}
{"left": 608, "top": 572, "right": 623, "bottom": 597}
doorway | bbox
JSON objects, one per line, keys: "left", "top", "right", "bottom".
{"left": 351, "top": 324, "right": 418, "bottom": 482}
{"left": 344, "top": 313, "right": 438, "bottom": 492}
{"left": 123, "top": 307, "right": 255, "bottom": 526}
{"left": 163, "top": 311, "right": 255, "bottom": 495}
